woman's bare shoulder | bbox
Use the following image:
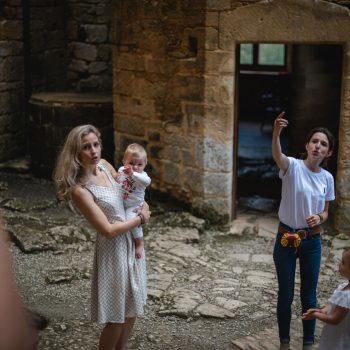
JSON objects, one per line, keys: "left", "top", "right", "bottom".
{"left": 71, "top": 185, "right": 91, "bottom": 201}
{"left": 100, "top": 159, "right": 118, "bottom": 177}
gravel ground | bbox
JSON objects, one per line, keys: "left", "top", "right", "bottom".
{"left": 1, "top": 171, "right": 345, "bottom": 350}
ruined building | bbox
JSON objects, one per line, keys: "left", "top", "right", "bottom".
{"left": 1, "top": 0, "right": 350, "bottom": 233}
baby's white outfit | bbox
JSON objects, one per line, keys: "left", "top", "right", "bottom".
{"left": 318, "top": 282, "right": 350, "bottom": 350}
{"left": 117, "top": 166, "right": 151, "bottom": 238}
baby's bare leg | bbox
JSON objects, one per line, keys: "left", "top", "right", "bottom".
{"left": 134, "top": 237, "right": 144, "bottom": 259}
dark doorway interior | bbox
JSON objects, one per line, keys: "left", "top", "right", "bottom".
{"left": 236, "top": 43, "right": 342, "bottom": 212}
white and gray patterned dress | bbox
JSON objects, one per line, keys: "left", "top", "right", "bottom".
{"left": 86, "top": 163, "right": 147, "bottom": 324}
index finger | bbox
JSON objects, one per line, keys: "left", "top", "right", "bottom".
{"left": 276, "top": 111, "right": 286, "bottom": 119}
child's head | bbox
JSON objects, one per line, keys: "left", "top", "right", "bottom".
{"left": 339, "top": 249, "right": 350, "bottom": 280}
{"left": 301, "top": 127, "right": 335, "bottom": 167}
{"left": 123, "top": 143, "right": 147, "bottom": 173}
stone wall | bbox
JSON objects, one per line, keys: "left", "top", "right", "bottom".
{"left": 112, "top": 0, "right": 350, "bottom": 232}
{"left": 0, "top": 0, "right": 26, "bottom": 161}
{"left": 29, "top": 0, "right": 67, "bottom": 92}
{"left": 113, "top": 1, "right": 232, "bottom": 223}
{"left": 66, "top": 0, "right": 112, "bottom": 92}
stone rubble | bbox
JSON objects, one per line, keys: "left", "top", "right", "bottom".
{"left": 0, "top": 170, "right": 349, "bottom": 349}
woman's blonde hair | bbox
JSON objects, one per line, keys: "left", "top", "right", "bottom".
{"left": 53, "top": 124, "right": 102, "bottom": 202}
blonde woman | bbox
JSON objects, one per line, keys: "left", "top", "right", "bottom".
{"left": 53, "top": 125, "right": 150, "bottom": 350}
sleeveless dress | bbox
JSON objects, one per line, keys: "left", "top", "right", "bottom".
{"left": 318, "top": 282, "right": 350, "bottom": 350}
{"left": 86, "top": 163, "right": 147, "bottom": 324}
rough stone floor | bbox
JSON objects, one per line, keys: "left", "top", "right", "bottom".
{"left": 0, "top": 170, "right": 348, "bottom": 350}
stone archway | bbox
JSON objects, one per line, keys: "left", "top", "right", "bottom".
{"left": 214, "top": 0, "right": 350, "bottom": 233}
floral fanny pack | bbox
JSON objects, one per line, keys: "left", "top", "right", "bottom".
{"left": 280, "top": 232, "right": 304, "bottom": 248}
{"left": 278, "top": 223, "right": 311, "bottom": 249}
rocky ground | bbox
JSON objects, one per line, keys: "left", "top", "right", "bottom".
{"left": 1, "top": 170, "right": 349, "bottom": 350}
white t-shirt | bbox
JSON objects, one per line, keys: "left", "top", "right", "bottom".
{"left": 278, "top": 157, "right": 335, "bottom": 229}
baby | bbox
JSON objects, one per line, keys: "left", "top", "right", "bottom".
{"left": 117, "top": 143, "right": 151, "bottom": 259}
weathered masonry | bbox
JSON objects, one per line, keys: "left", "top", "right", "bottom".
{"left": 1, "top": 0, "right": 350, "bottom": 233}
{"left": 112, "top": 0, "right": 350, "bottom": 231}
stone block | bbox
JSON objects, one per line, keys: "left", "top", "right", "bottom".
{"left": 0, "top": 81, "right": 23, "bottom": 92}
{"left": 148, "top": 131, "right": 160, "bottom": 141}
{"left": 115, "top": 114, "right": 145, "bottom": 136}
{"left": 88, "top": 62, "right": 107, "bottom": 74}
{"left": 170, "top": 75, "right": 204, "bottom": 102}
{"left": 205, "top": 11, "right": 219, "bottom": 27}
{"left": 183, "top": 102, "right": 233, "bottom": 138}
{"left": 0, "top": 41, "right": 23, "bottom": 57}
{"left": 204, "top": 75, "right": 234, "bottom": 105}
{"left": 145, "top": 57, "right": 176, "bottom": 77}
{"left": 182, "top": 102, "right": 204, "bottom": 130}
{"left": 162, "top": 161, "right": 181, "bottom": 185}
{"left": 203, "top": 172, "right": 231, "bottom": 195}
{"left": 0, "top": 92, "right": 11, "bottom": 114}
{"left": 0, "top": 114, "right": 11, "bottom": 133}
{"left": 69, "top": 59, "right": 88, "bottom": 73}
{"left": 77, "top": 75, "right": 112, "bottom": 92}
{"left": 205, "top": 27, "right": 219, "bottom": 50}
{"left": 336, "top": 168, "right": 350, "bottom": 198}
{"left": 159, "top": 145, "right": 181, "bottom": 163}
{"left": 0, "top": 20, "right": 22, "bottom": 40}
{"left": 182, "top": 149, "right": 194, "bottom": 168}
{"left": 204, "top": 50, "right": 234, "bottom": 73}
{"left": 176, "top": 57, "right": 204, "bottom": 75}
{"left": 192, "top": 196, "right": 231, "bottom": 224}
{"left": 163, "top": 133, "right": 190, "bottom": 149}
{"left": 81, "top": 24, "right": 108, "bottom": 43}
{"left": 195, "top": 137, "right": 233, "bottom": 171}
{"left": 73, "top": 42, "right": 98, "bottom": 62}
{"left": 183, "top": 169, "right": 203, "bottom": 193}
{"left": 114, "top": 95, "right": 156, "bottom": 119}
{"left": 149, "top": 145, "right": 162, "bottom": 159}
{"left": 0, "top": 56, "right": 24, "bottom": 82}
{"left": 335, "top": 199, "right": 350, "bottom": 236}
{"left": 206, "top": 0, "right": 231, "bottom": 10}
{"left": 98, "top": 44, "right": 111, "bottom": 61}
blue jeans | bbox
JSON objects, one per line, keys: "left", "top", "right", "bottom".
{"left": 273, "top": 225, "right": 321, "bottom": 345}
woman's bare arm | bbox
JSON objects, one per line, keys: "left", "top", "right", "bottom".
{"left": 72, "top": 186, "right": 150, "bottom": 239}
{"left": 272, "top": 112, "right": 289, "bottom": 173}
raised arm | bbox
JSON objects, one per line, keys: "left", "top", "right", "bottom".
{"left": 72, "top": 186, "right": 150, "bottom": 239}
{"left": 272, "top": 111, "right": 289, "bottom": 173}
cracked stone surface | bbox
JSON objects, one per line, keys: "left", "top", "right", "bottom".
{"left": 1, "top": 171, "right": 349, "bottom": 349}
